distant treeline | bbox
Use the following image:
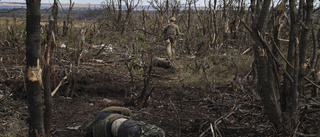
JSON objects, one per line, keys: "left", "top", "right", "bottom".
{"left": 0, "top": 8, "right": 200, "bottom": 20}
{"left": 0, "top": 8, "right": 103, "bottom": 20}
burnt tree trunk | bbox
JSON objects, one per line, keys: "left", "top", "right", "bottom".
{"left": 26, "top": 0, "right": 44, "bottom": 136}
{"left": 282, "top": 0, "right": 297, "bottom": 113}
{"left": 249, "top": 0, "right": 283, "bottom": 132}
{"left": 298, "top": 0, "right": 313, "bottom": 84}
{"left": 52, "top": 0, "right": 58, "bottom": 34}
{"left": 187, "top": 0, "right": 191, "bottom": 31}
{"left": 117, "top": 0, "right": 122, "bottom": 31}
{"left": 43, "top": 19, "right": 54, "bottom": 137}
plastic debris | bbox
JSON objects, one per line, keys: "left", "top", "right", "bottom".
{"left": 100, "top": 44, "right": 105, "bottom": 49}
{"left": 102, "top": 44, "right": 113, "bottom": 55}
{"left": 60, "top": 44, "right": 66, "bottom": 48}
{"left": 0, "top": 90, "right": 13, "bottom": 100}
{"left": 107, "top": 44, "right": 113, "bottom": 52}
{"left": 67, "top": 125, "right": 81, "bottom": 130}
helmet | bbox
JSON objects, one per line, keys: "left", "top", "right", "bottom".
{"left": 169, "top": 17, "right": 176, "bottom": 22}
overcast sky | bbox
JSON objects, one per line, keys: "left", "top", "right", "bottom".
{"left": 3, "top": 0, "right": 317, "bottom": 7}
{"left": 1, "top": 0, "right": 208, "bottom": 5}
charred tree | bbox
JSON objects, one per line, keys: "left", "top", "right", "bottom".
{"left": 187, "top": 0, "right": 192, "bottom": 31}
{"left": 117, "top": 0, "right": 122, "bottom": 31}
{"left": 282, "top": 0, "right": 297, "bottom": 113}
{"left": 122, "top": 0, "right": 140, "bottom": 34}
{"left": 26, "top": 0, "right": 44, "bottom": 136}
{"left": 43, "top": 19, "right": 55, "bottom": 137}
{"left": 52, "top": 0, "right": 58, "bottom": 34}
{"left": 149, "top": 0, "right": 168, "bottom": 33}
{"left": 298, "top": 0, "right": 313, "bottom": 84}
{"left": 64, "top": 0, "right": 74, "bottom": 36}
{"left": 248, "top": 0, "right": 283, "bottom": 132}
{"left": 245, "top": 0, "right": 318, "bottom": 135}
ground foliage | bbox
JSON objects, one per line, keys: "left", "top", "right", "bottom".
{"left": 0, "top": 8, "right": 320, "bottom": 136}
{"left": 1, "top": 42, "right": 319, "bottom": 137}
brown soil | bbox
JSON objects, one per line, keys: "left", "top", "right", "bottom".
{"left": 0, "top": 48, "right": 319, "bottom": 137}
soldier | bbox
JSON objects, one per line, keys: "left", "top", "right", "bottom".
{"left": 163, "top": 17, "right": 181, "bottom": 61}
{"left": 85, "top": 106, "right": 165, "bottom": 137}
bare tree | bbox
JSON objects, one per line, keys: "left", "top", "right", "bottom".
{"left": 148, "top": 0, "right": 168, "bottom": 31}
{"left": 117, "top": 0, "right": 123, "bottom": 31}
{"left": 43, "top": 18, "right": 55, "bottom": 137}
{"left": 122, "top": 0, "right": 140, "bottom": 33}
{"left": 243, "top": 0, "right": 318, "bottom": 135}
{"left": 246, "top": 0, "right": 282, "bottom": 132}
{"left": 101, "top": 0, "right": 124, "bottom": 31}
{"left": 169, "top": 0, "right": 181, "bottom": 17}
{"left": 186, "top": 0, "right": 193, "bottom": 31}
{"left": 63, "top": 0, "right": 75, "bottom": 36}
{"left": 26, "top": 0, "right": 44, "bottom": 136}
{"left": 52, "top": 0, "right": 58, "bottom": 33}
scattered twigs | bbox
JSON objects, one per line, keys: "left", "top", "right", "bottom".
{"left": 199, "top": 126, "right": 211, "bottom": 137}
{"left": 125, "top": 60, "right": 135, "bottom": 98}
{"left": 105, "top": 57, "right": 136, "bottom": 64}
{"left": 210, "top": 123, "right": 215, "bottom": 137}
{"left": 0, "top": 94, "right": 9, "bottom": 102}
{"left": 294, "top": 133, "right": 316, "bottom": 137}
{"left": 241, "top": 47, "right": 252, "bottom": 55}
{"left": 95, "top": 44, "right": 107, "bottom": 56}
{"left": 305, "top": 25, "right": 319, "bottom": 76}
{"left": 293, "top": 121, "right": 301, "bottom": 137}
{"left": 201, "top": 64, "right": 212, "bottom": 91}
{"left": 0, "top": 62, "right": 10, "bottom": 78}
{"left": 169, "top": 98, "right": 181, "bottom": 137}
{"left": 241, "top": 62, "right": 253, "bottom": 82}
{"left": 51, "top": 76, "right": 67, "bottom": 97}
{"left": 232, "top": 58, "right": 238, "bottom": 81}
{"left": 304, "top": 77, "right": 320, "bottom": 89}
{"left": 310, "top": 97, "right": 320, "bottom": 105}
{"left": 214, "top": 100, "right": 239, "bottom": 137}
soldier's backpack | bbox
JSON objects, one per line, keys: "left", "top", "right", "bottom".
{"left": 165, "top": 24, "right": 177, "bottom": 37}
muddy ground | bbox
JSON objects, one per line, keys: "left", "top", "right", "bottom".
{"left": 0, "top": 46, "right": 319, "bottom": 137}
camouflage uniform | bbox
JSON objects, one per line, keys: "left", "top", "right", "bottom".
{"left": 85, "top": 106, "right": 165, "bottom": 137}
{"left": 163, "top": 17, "right": 180, "bottom": 60}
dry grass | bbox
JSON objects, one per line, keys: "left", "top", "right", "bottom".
{"left": 159, "top": 53, "right": 253, "bottom": 88}
{"left": 0, "top": 17, "right": 94, "bottom": 28}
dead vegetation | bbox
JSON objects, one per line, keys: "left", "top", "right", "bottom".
{"left": 1, "top": 0, "right": 320, "bottom": 136}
